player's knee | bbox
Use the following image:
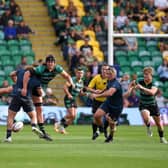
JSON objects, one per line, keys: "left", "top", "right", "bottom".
{"left": 141, "top": 109, "right": 150, "bottom": 115}
{"left": 34, "top": 102, "right": 43, "bottom": 107}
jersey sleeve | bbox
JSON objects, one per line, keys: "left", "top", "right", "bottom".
{"left": 34, "top": 65, "right": 45, "bottom": 75}
{"left": 55, "top": 64, "right": 64, "bottom": 73}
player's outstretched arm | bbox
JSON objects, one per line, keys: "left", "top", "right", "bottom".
{"left": 21, "top": 71, "right": 31, "bottom": 96}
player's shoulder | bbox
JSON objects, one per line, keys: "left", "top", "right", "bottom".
{"left": 55, "top": 64, "right": 64, "bottom": 72}
{"left": 94, "top": 74, "right": 102, "bottom": 80}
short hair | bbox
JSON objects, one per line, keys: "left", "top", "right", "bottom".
{"left": 143, "top": 66, "right": 154, "bottom": 75}
{"left": 45, "top": 55, "right": 55, "bottom": 62}
{"left": 108, "top": 67, "right": 117, "bottom": 76}
{"left": 75, "top": 66, "right": 84, "bottom": 72}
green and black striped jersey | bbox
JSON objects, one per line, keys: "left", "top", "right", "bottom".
{"left": 66, "top": 76, "right": 84, "bottom": 100}
{"left": 138, "top": 79, "right": 157, "bottom": 106}
{"left": 34, "top": 64, "right": 63, "bottom": 86}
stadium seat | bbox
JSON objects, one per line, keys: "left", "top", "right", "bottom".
{"left": 3, "top": 65, "right": 15, "bottom": 76}
{"left": 7, "top": 40, "right": 20, "bottom": 51}
{"left": 147, "top": 40, "right": 159, "bottom": 51}
{"left": 0, "top": 49, "right": 11, "bottom": 57}
{"left": 0, "top": 70, "right": 5, "bottom": 77}
{"left": 115, "top": 50, "right": 127, "bottom": 57}
{"left": 6, "top": 76, "right": 14, "bottom": 85}
{"left": 0, "top": 31, "right": 4, "bottom": 40}
{"left": 152, "top": 56, "right": 162, "bottom": 68}
{"left": 131, "top": 60, "right": 143, "bottom": 68}
{"left": 138, "top": 50, "right": 151, "bottom": 57}
{"left": 22, "top": 50, "right": 35, "bottom": 57}
{"left": 0, "top": 40, "right": 7, "bottom": 50}
{"left": 151, "top": 50, "right": 162, "bottom": 57}
{"left": 19, "top": 39, "right": 32, "bottom": 51}
{"left": 1, "top": 56, "right": 14, "bottom": 66}
{"left": 127, "top": 50, "right": 138, "bottom": 57}
{"left": 146, "top": 40, "right": 158, "bottom": 48}
{"left": 0, "top": 76, "right": 5, "bottom": 86}
{"left": 138, "top": 39, "right": 146, "bottom": 50}
{"left": 11, "top": 50, "right": 22, "bottom": 57}
{"left": 116, "top": 55, "right": 128, "bottom": 63}
{"left": 120, "top": 66, "right": 131, "bottom": 75}
{"left": 143, "top": 60, "right": 154, "bottom": 67}
{"left": 119, "top": 60, "right": 130, "bottom": 67}
{"left": 129, "top": 56, "right": 139, "bottom": 62}
{"left": 26, "top": 56, "right": 35, "bottom": 65}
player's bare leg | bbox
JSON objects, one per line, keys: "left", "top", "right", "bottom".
{"left": 141, "top": 109, "right": 153, "bottom": 137}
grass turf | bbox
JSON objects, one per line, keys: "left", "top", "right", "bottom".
{"left": 0, "top": 125, "right": 168, "bottom": 168}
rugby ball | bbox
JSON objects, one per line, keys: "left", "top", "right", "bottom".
{"left": 12, "top": 121, "right": 24, "bottom": 132}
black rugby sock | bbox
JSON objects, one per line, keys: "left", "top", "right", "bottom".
{"left": 6, "top": 129, "right": 12, "bottom": 138}
{"left": 38, "top": 123, "right": 46, "bottom": 134}
{"left": 61, "top": 118, "right": 68, "bottom": 128}
{"left": 158, "top": 130, "right": 164, "bottom": 138}
{"left": 92, "top": 122, "right": 98, "bottom": 134}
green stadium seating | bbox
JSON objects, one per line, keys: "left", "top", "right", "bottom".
{"left": 0, "top": 49, "right": 11, "bottom": 57}
{"left": 151, "top": 50, "right": 162, "bottom": 57}
{"left": 11, "top": 50, "right": 22, "bottom": 57}
{"left": 152, "top": 56, "right": 162, "bottom": 68}
{"left": 115, "top": 50, "right": 127, "bottom": 57}
{"left": 138, "top": 39, "right": 146, "bottom": 50}
{"left": 119, "top": 60, "right": 130, "bottom": 67}
{"left": 0, "top": 31, "right": 4, "bottom": 40}
{"left": 1, "top": 56, "right": 13, "bottom": 66}
{"left": 143, "top": 60, "right": 154, "bottom": 67}
{"left": 7, "top": 76, "right": 14, "bottom": 85}
{"left": 0, "top": 70, "right": 5, "bottom": 77}
{"left": 7, "top": 40, "right": 20, "bottom": 51}
{"left": 19, "top": 39, "right": 32, "bottom": 51}
{"left": 127, "top": 50, "right": 138, "bottom": 57}
{"left": 3, "top": 65, "right": 15, "bottom": 76}
{"left": 116, "top": 55, "right": 127, "bottom": 63}
{"left": 22, "top": 50, "right": 35, "bottom": 57}
{"left": 138, "top": 50, "right": 151, "bottom": 57}
{"left": 131, "top": 60, "right": 143, "bottom": 67}
{"left": 129, "top": 56, "right": 139, "bottom": 62}
{"left": 120, "top": 66, "right": 132, "bottom": 74}
{"left": 0, "top": 40, "right": 7, "bottom": 50}
{"left": 146, "top": 40, "right": 158, "bottom": 48}
{"left": 26, "top": 56, "right": 35, "bottom": 65}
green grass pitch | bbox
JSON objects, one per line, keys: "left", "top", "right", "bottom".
{"left": 0, "top": 125, "right": 168, "bottom": 168}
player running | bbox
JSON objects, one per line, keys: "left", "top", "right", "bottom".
{"left": 54, "top": 67, "right": 85, "bottom": 134}
{"left": 135, "top": 67, "right": 168, "bottom": 144}
{"left": 90, "top": 67, "right": 123, "bottom": 143}
{"left": 3, "top": 68, "right": 43, "bottom": 142}
{"left": 21, "top": 55, "right": 74, "bottom": 140}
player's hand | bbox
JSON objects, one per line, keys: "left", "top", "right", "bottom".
{"left": 90, "top": 93, "right": 97, "bottom": 99}
{"left": 68, "top": 95, "right": 73, "bottom": 99}
{"left": 94, "top": 89, "right": 103, "bottom": 94}
{"left": 21, "top": 88, "right": 27, "bottom": 96}
{"left": 135, "top": 84, "right": 143, "bottom": 90}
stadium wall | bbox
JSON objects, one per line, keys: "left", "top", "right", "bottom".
{"left": 0, "top": 106, "right": 168, "bottom": 126}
